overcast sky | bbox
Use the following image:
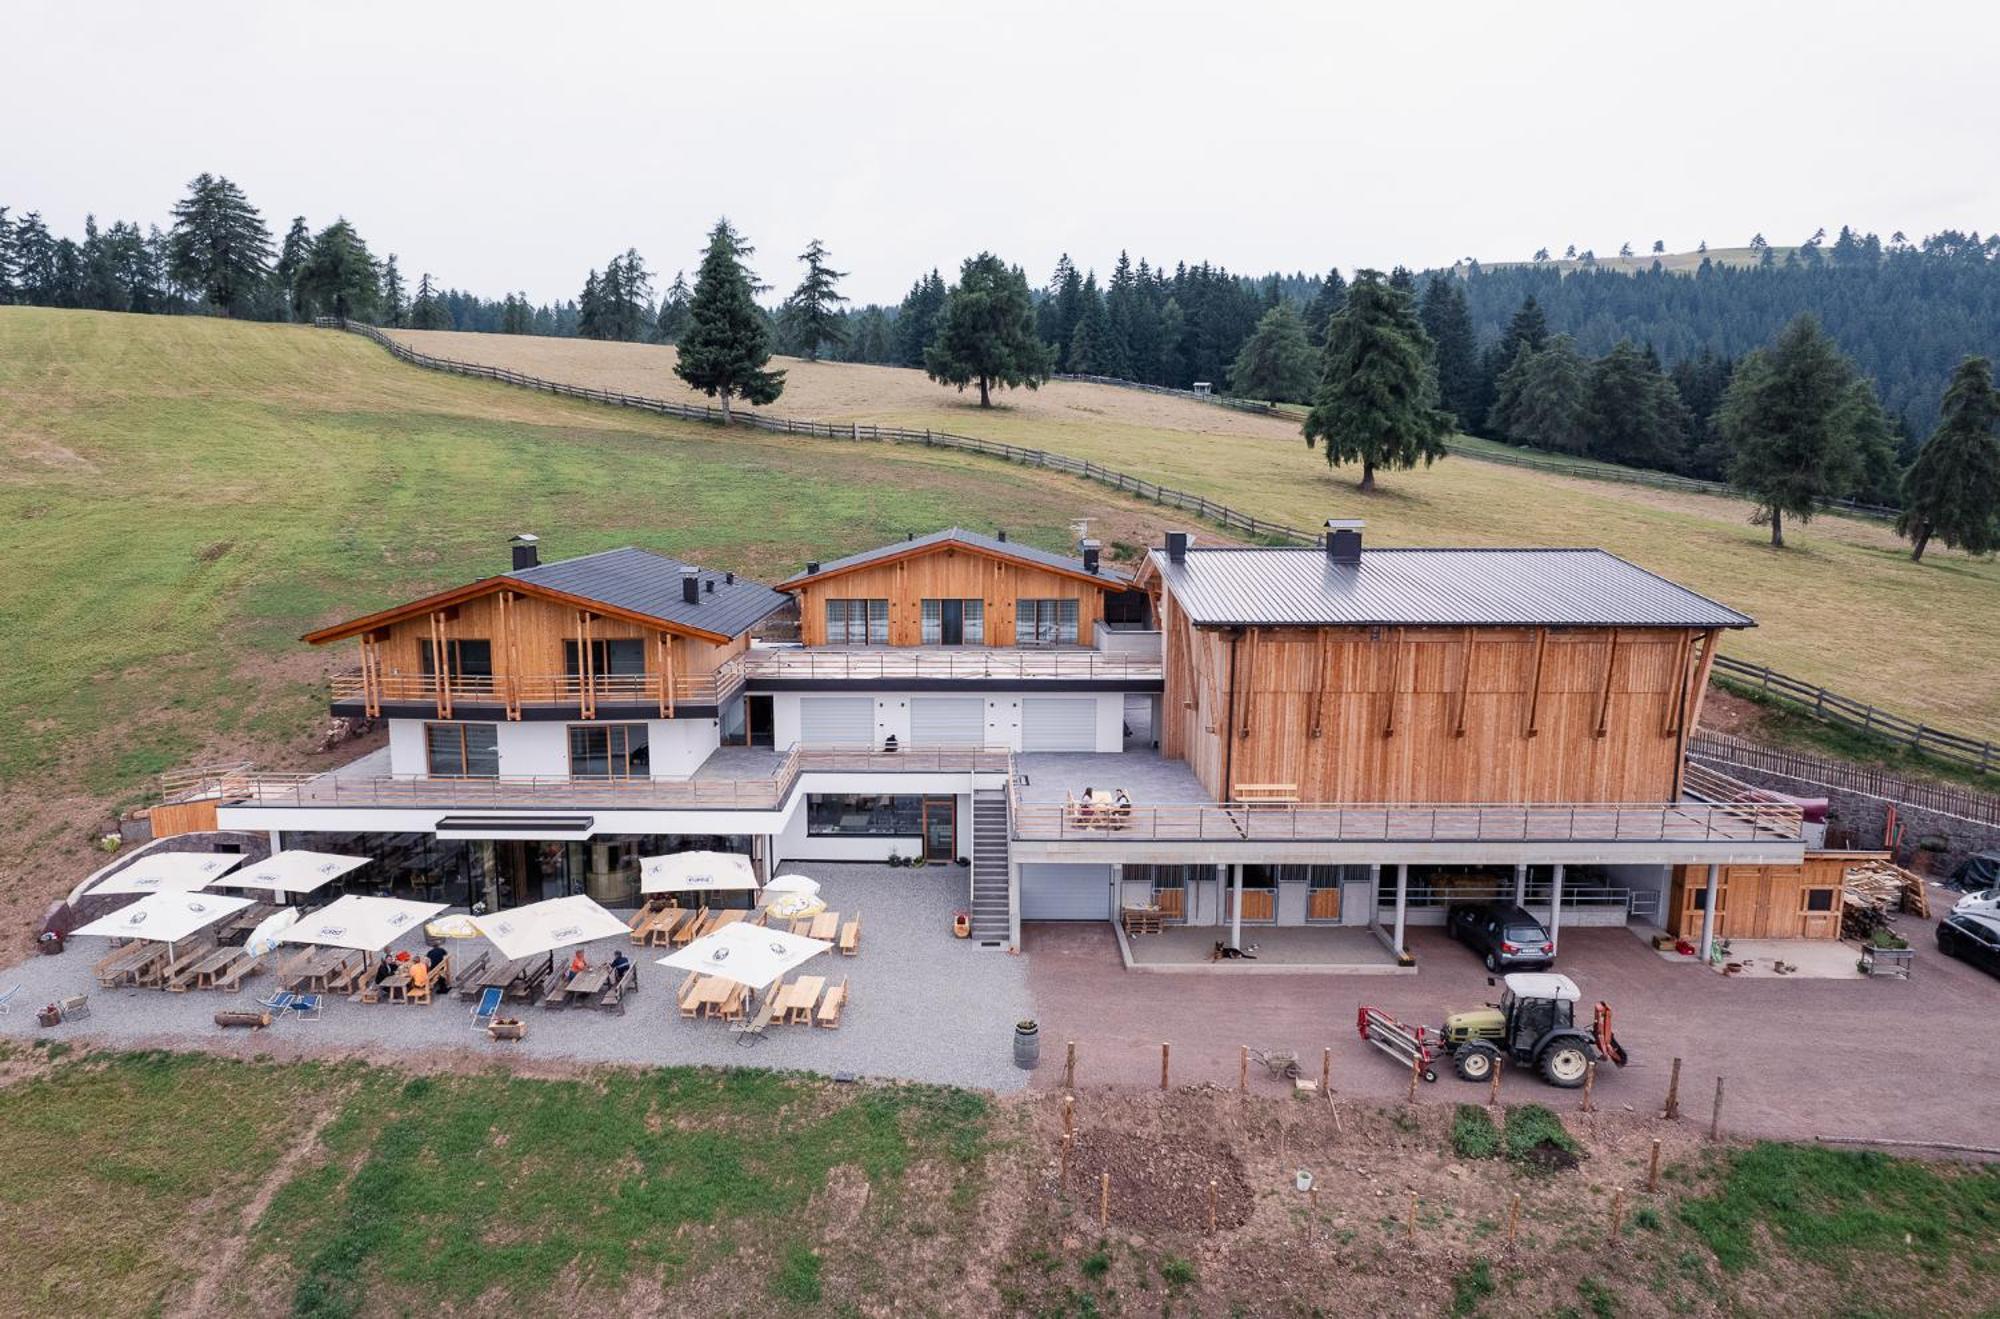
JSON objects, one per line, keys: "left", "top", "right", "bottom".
{"left": 7, "top": 1, "right": 1997, "bottom": 306}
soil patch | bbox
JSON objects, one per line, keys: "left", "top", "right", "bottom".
{"left": 1059, "top": 1128, "right": 1253, "bottom": 1230}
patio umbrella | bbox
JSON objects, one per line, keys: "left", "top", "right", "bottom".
{"left": 208, "top": 849, "right": 368, "bottom": 902}
{"left": 764, "top": 892, "right": 825, "bottom": 921}
{"left": 280, "top": 895, "right": 446, "bottom": 953}
{"left": 244, "top": 906, "right": 301, "bottom": 958}
{"left": 656, "top": 921, "right": 830, "bottom": 989}
{"left": 471, "top": 895, "right": 630, "bottom": 962}
{"left": 640, "top": 850, "right": 759, "bottom": 896}
{"left": 424, "top": 913, "right": 482, "bottom": 941}
{"left": 72, "top": 891, "right": 256, "bottom": 978}
{"left": 759, "top": 874, "right": 821, "bottom": 902}
{"left": 92, "top": 851, "right": 247, "bottom": 897}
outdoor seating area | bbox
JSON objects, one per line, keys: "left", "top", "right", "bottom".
{"left": 1063, "top": 787, "right": 1135, "bottom": 831}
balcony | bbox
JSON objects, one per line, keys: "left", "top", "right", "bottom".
{"left": 329, "top": 668, "right": 736, "bottom": 717}
{"left": 729, "top": 645, "right": 1162, "bottom": 685}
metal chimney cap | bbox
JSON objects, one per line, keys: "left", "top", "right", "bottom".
{"left": 509, "top": 532, "right": 539, "bottom": 544}
{"left": 1324, "top": 518, "right": 1365, "bottom": 532}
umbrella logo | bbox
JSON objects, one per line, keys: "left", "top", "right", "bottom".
{"left": 387, "top": 913, "right": 411, "bottom": 927}
{"left": 768, "top": 942, "right": 787, "bottom": 954}
{"left": 319, "top": 925, "right": 347, "bottom": 938}
{"left": 124, "top": 910, "right": 148, "bottom": 926}
{"left": 707, "top": 947, "right": 731, "bottom": 963}
{"left": 552, "top": 925, "right": 582, "bottom": 941}
{"left": 184, "top": 901, "right": 210, "bottom": 913}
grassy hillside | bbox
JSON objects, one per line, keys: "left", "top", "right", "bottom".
{"left": 0, "top": 308, "right": 1169, "bottom": 916}
{"left": 389, "top": 329, "right": 2000, "bottom": 739}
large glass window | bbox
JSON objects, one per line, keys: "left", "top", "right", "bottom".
{"left": 420, "top": 638, "right": 493, "bottom": 678}
{"left": 568, "top": 723, "right": 650, "bottom": 777}
{"left": 425, "top": 722, "right": 499, "bottom": 777}
{"left": 1017, "top": 598, "right": 1079, "bottom": 646}
{"left": 563, "top": 638, "right": 646, "bottom": 676}
{"left": 825, "top": 599, "right": 889, "bottom": 644}
{"left": 920, "top": 598, "right": 984, "bottom": 645}
{"left": 807, "top": 793, "right": 923, "bottom": 836}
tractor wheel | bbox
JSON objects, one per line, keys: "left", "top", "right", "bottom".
{"left": 1454, "top": 1044, "right": 1499, "bottom": 1083}
{"left": 1539, "top": 1042, "right": 1590, "bottom": 1088}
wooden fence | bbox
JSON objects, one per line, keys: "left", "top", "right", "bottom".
{"left": 1689, "top": 731, "right": 2000, "bottom": 826}
{"left": 1710, "top": 656, "right": 1998, "bottom": 776}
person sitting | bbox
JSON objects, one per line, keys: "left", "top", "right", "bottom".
{"left": 406, "top": 956, "right": 430, "bottom": 995}
{"left": 424, "top": 943, "right": 447, "bottom": 971}
{"left": 371, "top": 954, "right": 396, "bottom": 988}
{"left": 608, "top": 949, "right": 632, "bottom": 983}
{"left": 565, "top": 947, "right": 589, "bottom": 983}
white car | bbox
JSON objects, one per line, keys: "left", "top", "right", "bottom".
{"left": 1954, "top": 887, "right": 2000, "bottom": 918}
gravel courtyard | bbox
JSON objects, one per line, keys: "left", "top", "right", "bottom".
{"left": 0, "top": 863, "right": 1034, "bottom": 1092}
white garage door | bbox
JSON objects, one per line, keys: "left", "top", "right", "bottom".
{"left": 1020, "top": 864, "right": 1113, "bottom": 920}
{"left": 800, "top": 697, "right": 874, "bottom": 746}
{"left": 1021, "top": 697, "right": 1098, "bottom": 751}
{"left": 910, "top": 697, "right": 985, "bottom": 745}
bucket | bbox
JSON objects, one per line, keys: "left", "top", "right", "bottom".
{"left": 1013, "top": 1020, "right": 1040, "bottom": 1070}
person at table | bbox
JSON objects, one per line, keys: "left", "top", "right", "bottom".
{"left": 564, "top": 947, "right": 589, "bottom": 983}
{"left": 406, "top": 956, "right": 430, "bottom": 996}
{"left": 422, "top": 942, "right": 449, "bottom": 989}
{"left": 371, "top": 953, "right": 397, "bottom": 990}
{"left": 608, "top": 949, "right": 631, "bottom": 983}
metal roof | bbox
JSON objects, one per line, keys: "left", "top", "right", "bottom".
{"left": 506, "top": 547, "right": 790, "bottom": 638}
{"left": 1152, "top": 547, "right": 1754, "bottom": 629}
{"left": 791, "top": 527, "right": 1132, "bottom": 585}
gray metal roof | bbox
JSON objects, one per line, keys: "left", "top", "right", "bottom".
{"left": 506, "top": 547, "right": 790, "bottom": 638}
{"left": 794, "top": 527, "right": 1132, "bottom": 585}
{"left": 1152, "top": 547, "right": 1754, "bottom": 629}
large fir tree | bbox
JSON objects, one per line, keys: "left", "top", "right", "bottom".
{"left": 1301, "top": 270, "right": 1452, "bottom": 491}
{"left": 780, "top": 238, "right": 849, "bottom": 361}
{"left": 1896, "top": 357, "right": 2000, "bottom": 561}
{"left": 1586, "top": 340, "right": 1688, "bottom": 468}
{"left": 1418, "top": 274, "right": 1480, "bottom": 430}
{"left": 275, "top": 216, "right": 312, "bottom": 320}
{"left": 923, "top": 252, "right": 1051, "bottom": 407}
{"left": 651, "top": 270, "right": 691, "bottom": 344}
{"left": 1227, "top": 303, "right": 1317, "bottom": 403}
{"left": 378, "top": 254, "right": 406, "bottom": 327}
{"left": 1303, "top": 267, "right": 1347, "bottom": 347}
{"left": 294, "top": 218, "right": 379, "bottom": 321}
{"left": 675, "top": 218, "right": 785, "bottom": 422}
{"left": 1489, "top": 336, "right": 1592, "bottom": 453}
{"left": 165, "top": 173, "right": 274, "bottom": 316}
{"left": 1719, "top": 315, "right": 1873, "bottom": 547}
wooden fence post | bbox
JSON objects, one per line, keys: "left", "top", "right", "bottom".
{"left": 1099, "top": 1171, "right": 1110, "bottom": 1228}
{"left": 1504, "top": 1193, "right": 1522, "bottom": 1251}
{"left": 1063, "top": 1094, "right": 1075, "bottom": 1139}
{"left": 1581, "top": 1061, "right": 1597, "bottom": 1113}
{"left": 1710, "top": 1076, "right": 1725, "bottom": 1141}
{"left": 1208, "top": 1179, "right": 1218, "bottom": 1234}
{"left": 1059, "top": 1132, "right": 1071, "bottom": 1194}
{"left": 1407, "top": 1051, "right": 1421, "bottom": 1104}
{"left": 1161, "top": 1042, "right": 1170, "bottom": 1090}
{"left": 1608, "top": 1187, "right": 1626, "bottom": 1243}
{"left": 1321, "top": 1047, "right": 1331, "bottom": 1093}
{"left": 1239, "top": 1045, "right": 1249, "bottom": 1095}
{"left": 1664, "top": 1057, "right": 1682, "bottom": 1120}
{"left": 1064, "top": 1040, "right": 1076, "bottom": 1090}
{"left": 1647, "top": 1138, "right": 1662, "bottom": 1193}
{"left": 1489, "top": 1055, "right": 1503, "bottom": 1107}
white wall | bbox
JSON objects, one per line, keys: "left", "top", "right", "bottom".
{"left": 384, "top": 716, "right": 719, "bottom": 779}
{"left": 1095, "top": 628, "right": 1162, "bottom": 657}
{"left": 649, "top": 718, "right": 722, "bottom": 777}
{"left": 387, "top": 718, "right": 427, "bottom": 776}
{"left": 498, "top": 721, "right": 569, "bottom": 776}
{"left": 770, "top": 690, "right": 1126, "bottom": 752}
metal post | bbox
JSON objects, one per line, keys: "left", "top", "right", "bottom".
{"left": 1513, "top": 863, "right": 1527, "bottom": 907}
{"left": 1548, "top": 864, "right": 1565, "bottom": 953}
{"left": 1392, "top": 863, "right": 1408, "bottom": 958}
{"left": 1698, "top": 864, "right": 1720, "bottom": 962}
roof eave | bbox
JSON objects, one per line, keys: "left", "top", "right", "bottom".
{"left": 775, "top": 537, "right": 1129, "bottom": 592}
{"left": 301, "top": 577, "right": 755, "bottom": 646}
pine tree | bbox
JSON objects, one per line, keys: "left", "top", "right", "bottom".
{"left": 1587, "top": 340, "right": 1687, "bottom": 468}
{"left": 409, "top": 273, "right": 453, "bottom": 331}
{"left": 1301, "top": 270, "right": 1452, "bottom": 492}
{"left": 1227, "top": 303, "right": 1316, "bottom": 404}
{"left": 780, "top": 238, "right": 849, "bottom": 361}
{"left": 1489, "top": 337, "right": 1592, "bottom": 454}
{"left": 1102, "top": 251, "right": 1138, "bottom": 379}
{"left": 1896, "top": 357, "right": 2000, "bottom": 561}
{"left": 275, "top": 216, "right": 312, "bottom": 320}
{"left": 500, "top": 293, "right": 534, "bottom": 334}
{"left": 1304, "top": 267, "right": 1347, "bottom": 347}
{"left": 1418, "top": 274, "right": 1479, "bottom": 430}
{"left": 0, "top": 206, "right": 13, "bottom": 304}
{"left": 1652, "top": 239, "right": 1666, "bottom": 255}
{"left": 165, "top": 173, "right": 274, "bottom": 316}
{"left": 652, "top": 270, "right": 691, "bottom": 344}
{"left": 379, "top": 255, "right": 406, "bottom": 327}
{"left": 850, "top": 306, "right": 892, "bottom": 363}
{"left": 1497, "top": 296, "right": 1549, "bottom": 362}
{"left": 1720, "top": 315, "right": 1872, "bottom": 547}
{"left": 895, "top": 270, "right": 947, "bottom": 367}
{"left": 1067, "top": 273, "right": 1109, "bottom": 374}
{"left": 294, "top": 218, "right": 379, "bottom": 321}
{"left": 923, "top": 252, "right": 1051, "bottom": 407}
{"left": 674, "top": 218, "right": 785, "bottom": 423}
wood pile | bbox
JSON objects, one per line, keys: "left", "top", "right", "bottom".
{"left": 1842, "top": 860, "right": 1929, "bottom": 917}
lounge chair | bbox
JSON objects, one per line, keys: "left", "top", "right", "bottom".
{"left": 816, "top": 977, "right": 848, "bottom": 1029}
{"left": 58, "top": 994, "right": 90, "bottom": 1022}
{"left": 0, "top": 984, "right": 19, "bottom": 1015}
{"left": 293, "top": 994, "right": 323, "bottom": 1021}
{"left": 471, "top": 986, "right": 504, "bottom": 1029}
{"left": 257, "top": 989, "right": 296, "bottom": 1018}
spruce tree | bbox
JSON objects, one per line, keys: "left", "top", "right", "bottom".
{"left": 895, "top": 270, "right": 947, "bottom": 367}
{"left": 1719, "top": 315, "right": 1871, "bottom": 547}
{"left": 674, "top": 217, "right": 785, "bottom": 422}
{"left": 1227, "top": 303, "right": 1317, "bottom": 403}
{"left": 652, "top": 270, "right": 691, "bottom": 344}
{"left": 294, "top": 218, "right": 379, "bottom": 321}
{"left": 1489, "top": 337, "right": 1592, "bottom": 454}
{"left": 275, "top": 216, "right": 312, "bottom": 320}
{"left": 780, "top": 238, "right": 849, "bottom": 360}
{"left": 1419, "top": 274, "right": 1480, "bottom": 429}
{"left": 1301, "top": 270, "right": 1452, "bottom": 492}
{"left": 165, "top": 173, "right": 274, "bottom": 316}
{"left": 923, "top": 252, "right": 1051, "bottom": 407}
{"left": 409, "top": 273, "right": 453, "bottom": 331}
{"left": 1897, "top": 357, "right": 2000, "bottom": 561}
{"left": 1304, "top": 268, "right": 1347, "bottom": 347}
{"left": 1066, "top": 273, "right": 1108, "bottom": 374}
{"left": 1587, "top": 340, "right": 1688, "bottom": 468}
{"left": 379, "top": 255, "right": 406, "bottom": 326}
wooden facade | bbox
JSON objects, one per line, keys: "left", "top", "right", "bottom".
{"left": 1665, "top": 851, "right": 1877, "bottom": 941}
{"left": 785, "top": 542, "right": 1112, "bottom": 648}
{"left": 1159, "top": 584, "right": 1720, "bottom": 805}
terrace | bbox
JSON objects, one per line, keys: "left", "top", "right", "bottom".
{"left": 730, "top": 644, "right": 1162, "bottom": 685}
{"left": 328, "top": 669, "right": 737, "bottom": 718}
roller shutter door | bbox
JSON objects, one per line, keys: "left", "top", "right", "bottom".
{"left": 910, "top": 697, "right": 986, "bottom": 745}
{"left": 1019, "top": 864, "right": 1113, "bottom": 921}
{"left": 1021, "top": 698, "right": 1098, "bottom": 751}
{"left": 799, "top": 697, "right": 874, "bottom": 746}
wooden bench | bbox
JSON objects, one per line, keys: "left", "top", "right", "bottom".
{"left": 214, "top": 952, "right": 262, "bottom": 994}
{"left": 599, "top": 965, "right": 638, "bottom": 1014}
{"left": 1232, "top": 783, "right": 1301, "bottom": 804}
{"left": 816, "top": 977, "right": 848, "bottom": 1029}
{"left": 838, "top": 917, "right": 860, "bottom": 957}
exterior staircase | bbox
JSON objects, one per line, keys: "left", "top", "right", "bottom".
{"left": 969, "top": 788, "right": 1012, "bottom": 944}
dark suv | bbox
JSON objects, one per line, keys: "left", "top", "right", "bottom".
{"left": 1446, "top": 901, "right": 1556, "bottom": 972}
{"left": 1937, "top": 912, "right": 2000, "bottom": 979}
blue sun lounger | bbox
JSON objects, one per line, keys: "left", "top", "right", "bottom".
{"left": 471, "top": 986, "right": 503, "bottom": 1029}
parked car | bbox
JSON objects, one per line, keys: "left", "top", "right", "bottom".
{"left": 1947, "top": 851, "right": 2000, "bottom": 894}
{"left": 1936, "top": 911, "right": 2000, "bottom": 979}
{"left": 1954, "top": 886, "right": 2000, "bottom": 918}
{"left": 1446, "top": 901, "right": 1556, "bottom": 972}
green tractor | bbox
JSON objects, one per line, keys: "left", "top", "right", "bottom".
{"left": 1439, "top": 973, "right": 1628, "bottom": 1088}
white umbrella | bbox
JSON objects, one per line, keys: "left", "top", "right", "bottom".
{"left": 472, "top": 895, "right": 630, "bottom": 962}
{"left": 656, "top": 921, "right": 830, "bottom": 988}
{"left": 281, "top": 895, "right": 446, "bottom": 952}
{"left": 759, "top": 874, "right": 821, "bottom": 902}
{"left": 245, "top": 907, "right": 301, "bottom": 958}
{"left": 209, "top": 849, "right": 369, "bottom": 900}
{"left": 72, "top": 891, "right": 255, "bottom": 978}
{"left": 764, "top": 892, "right": 825, "bottom": 921}
{"left": 640, "top": 850, "right": 759, "bottom": 896}
{"left": 93, "top": 851, "right": 246, "bottom": 897}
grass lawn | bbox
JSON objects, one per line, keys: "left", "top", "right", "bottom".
{"left": 387, "top": 328, "right": 2000, "bottom": 740}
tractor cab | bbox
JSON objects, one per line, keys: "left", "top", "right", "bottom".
{"left": 1440, "top": 972, "right": 1605, "bottom": 1088}
{"left": 1499, "top": 972, "right": 1579, "bottom": 1044}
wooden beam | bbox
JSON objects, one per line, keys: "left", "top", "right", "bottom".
{"left": 360, "top": 634, "right": 381, "bottom": 719}
{"left": 1309, "top": 629, "right": 1333, "bottom": 739}
{"left": 1672, "top": 630, "right": 1723, "bottom": 799}
{"left": 1593, "top": 629, "right": 1621, "bottom": 739}
{"left": 1524, "top": 627, "right": 1547, "bottom": 739}
{"left": 1452, "top": 626, "right": 1473, "bottom": 738}
{"left": 1382, "top": 627, "right": 1404, "bottom": 738}
{"left": 659, "top": 631, "right": 676, "bottom": 719}
{"left": 430, "top": 611, "right": 453, "bottom": 719}
{"left": 1237, "top": 629, "right": 1257, "bottom": 739}
{"left": 499, "top": 590, "right": 521, "bottom": 720}
{"left": 1663, "top": 630, "right": 1694, "bottom": 736}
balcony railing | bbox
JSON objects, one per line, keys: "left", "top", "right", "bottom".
{"left": 330, "top": 669, "right": 732, "bottom": 712}
{"left": 727, "top": 647, "right": 1162, "bottom": 683}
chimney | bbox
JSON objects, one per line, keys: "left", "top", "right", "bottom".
{"left": 509, "top": 533, "right": 540, "bottom": 571}
{"left": 1165, "top": 531, "right": 1190, "bottom": 564}
{"left": 724, "top": 571, "right": 735, "bottom": 584}
{"left": 1325, "top": 518, "right": 1364, "bottom": 565}
{"left": 705, "top": 578, "right": 715, "bottom": 594}
{"left": 806, "top": 561, "right": 820, "bottom": 575}
{"left": 1080, "top": 538, "right": 1101, "bottom": 575}
{"left": 680, "top": 566, "right": 700, "bottom": 605}
{"left": 996, "top": 529, "right": 1008, "bottom": 542}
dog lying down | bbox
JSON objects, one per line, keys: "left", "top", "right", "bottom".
{"left": 1210, "top": 941, "right": 1260, "bottom": 960}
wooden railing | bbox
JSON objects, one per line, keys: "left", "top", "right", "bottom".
{"left": 329, "top": 669, "right": 728, "bottom": 709}
{"left": 729, "top": 648, "right": 1162, "bottom": 682}
{"left": 1690, "top": 732, "right": 2000, "bottom": 827}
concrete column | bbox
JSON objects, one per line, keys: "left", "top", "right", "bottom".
{"left": 1392, "top": 863, "right": 1409, "bottom": 957}
{"left": 1698, "top": 863, "right": 1720, "bottom": 962}
{"left": 1007, "top": 860, "right": 1022, "bottom": 951}
{"left": 1368, "top": 863, "right": 1381, "bottom": 926}
{"left": 1549, "top": 863, "right": 1566, "bottom": 952}
{"left": 1513, "top": 863, "right": 1527, "bottom": 907}
{"left": 1230, "top": 863, "right": 1243, "bottom": 951}
{"left": 267, "top": 830, "right": 283, "bottom": 856}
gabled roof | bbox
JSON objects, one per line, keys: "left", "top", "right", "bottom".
{"left": 303, "top": 546, "right": 790, "bottom": 645}
{"left": 775, "top": 527, "right": 1132, "bottom": 591}
{"left": 1147, "top": 546, "right": 1754, "bottom": 629}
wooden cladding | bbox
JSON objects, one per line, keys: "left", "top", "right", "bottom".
{"left": 790, "top": 546, "right": 1107, "bottom": 647}
{"left": 1166, "top": 617, "right": 1714, "bottom": 805}
{"left": 1667, "top": 853, "right": 1862, "bottom": 941}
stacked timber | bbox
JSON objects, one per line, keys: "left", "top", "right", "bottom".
{"left": 1841, "top": 860, "right": 1929, "bottom": 917}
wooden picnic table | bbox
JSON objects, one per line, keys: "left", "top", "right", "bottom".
{"left": 216, "top": 903, "right": 277, "bottom": 946}
{"left": 167, "top": 945, "right": 238, "bottom": 992}
{"left": 95, "top": 941, "right": 162, "bottom": 988}
{"left": 776, "top": 975, "right": 825, "bottom": 1025}
{"left": 710, "top": 910, "right": 748, "bottom": 933}
{"left": 672, "top": 907, "right": 711, "bottom": 947}
{"left": 287, "top": 949, "right": 361, "bottom": 993}
{"left": 686, "top": 974, "right": 746, "bottom": 1019}
{"left": 806, "top": 912, "right": 840, "bottom": 942}
{"left": 631, "top": 906, "right": 688, "bottom": 946}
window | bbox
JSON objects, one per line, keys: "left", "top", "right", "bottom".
{"left": 420, "top": 639, "right": 493, "bottom": 678}
{"left": 1017, "top": 598, "right": 1078, "bottom": 646}
{"left": 1803, "top": 887, "right": 1836, "bottom": 913}
{"left": 568, "top": 723, "right": 650, "bottom": 777}
{"left": 425, "top": 722, "right": 499, "bottom": 777}
{"left": 807, "top": 793, "right": 922, "bottom": 836}
{"left": 826, "top": 598, "right": 889, "bottom": 644}
{"left": 563, "top": 638, "right": 645, "bottom": 677}
{"left": 920, "top": 598, "right": 984, "bottom": 645}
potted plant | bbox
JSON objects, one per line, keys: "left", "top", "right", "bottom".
{"left": 953, "top": 910, "right": 971, "bottom": 938}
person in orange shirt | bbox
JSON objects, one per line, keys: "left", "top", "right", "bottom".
{"left": 406, "top": 956, "right": 430, "bottom": 996}
{"left": 566, "top": 947, "right": 589, "bottom": 982}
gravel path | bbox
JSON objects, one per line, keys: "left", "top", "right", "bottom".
{"left": 1, "top": 863, "right": 1033, "bottom": 1093}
